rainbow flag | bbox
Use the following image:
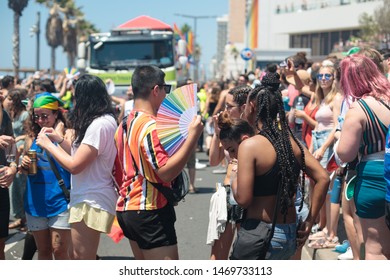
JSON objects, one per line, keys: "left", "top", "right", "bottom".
{"left": 173, "top": 23, "right": 184, "bottom": 40}
{"left": 186, "top": 31, "right": 193, "bottom": 55}
{"left": 246, "top": 0, "right": 258, "bottom": 50}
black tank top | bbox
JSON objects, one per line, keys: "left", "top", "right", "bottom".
{"left": 253, "top": 156, "right": 301, "bottom": 196}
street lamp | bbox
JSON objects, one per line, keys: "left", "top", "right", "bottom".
{"left": 29, "top": 12, "right": 40, "bottom": 71}
{"left": 174, "top": 13, "right": 217, "bottom": 82}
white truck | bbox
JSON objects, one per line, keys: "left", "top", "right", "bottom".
{"left": 77, "top": 16, "right": 186, "bottom": 96}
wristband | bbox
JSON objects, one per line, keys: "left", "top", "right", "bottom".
{"left": 57, "top": 137, "right": 65, "bottom": 145}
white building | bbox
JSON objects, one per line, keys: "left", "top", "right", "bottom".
{"left": 255, "top": 0, "right": 383, "bottom": 68}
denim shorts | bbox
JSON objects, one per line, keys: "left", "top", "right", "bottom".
{"left": 267, "top": 223, "right": 297, "bottom": 260}
{"left": 312, "top": 129, "right": 334, "bottom": 168}
{"left": 26, "top": 209, "right": 71, "bottom": 231}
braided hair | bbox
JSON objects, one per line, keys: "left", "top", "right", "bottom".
{"left": 254, "top": 72, "right": 306, "bottom": 216}
{"left": 228, "top": 85, "right": 252, "bottom": 106}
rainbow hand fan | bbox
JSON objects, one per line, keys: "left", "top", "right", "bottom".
{"left": 157, "top": 83, "right": 198, "bottom": 156}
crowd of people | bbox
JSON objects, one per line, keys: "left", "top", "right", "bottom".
{"left": 0, "top": 46, "right": 390, "bottom": 260}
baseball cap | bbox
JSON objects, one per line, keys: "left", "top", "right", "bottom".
{"left": 345, "top": 47, "right": 360, "bottom": 56}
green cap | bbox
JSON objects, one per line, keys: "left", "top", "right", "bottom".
{"left": 343, "top": 47, "right": 360, "bottom": 57}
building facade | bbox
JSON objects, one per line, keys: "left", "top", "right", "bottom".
{"left": 216, "top": 0, "right": 384, "bottom": 79}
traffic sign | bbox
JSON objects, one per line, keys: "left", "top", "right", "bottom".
{"left": 240, "top": 47, "right": 254, "bottom": 61}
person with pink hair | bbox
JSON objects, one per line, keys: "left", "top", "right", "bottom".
{"left": 336, "top": 54, "right": 390, "bottom": 260}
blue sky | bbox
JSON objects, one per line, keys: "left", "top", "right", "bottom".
{"left": 0, "top": 0, "right": 228, "bottom": 78}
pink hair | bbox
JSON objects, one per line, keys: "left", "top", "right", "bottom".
{"left": 340, "top": 54, "right": 390, "bottom": 101}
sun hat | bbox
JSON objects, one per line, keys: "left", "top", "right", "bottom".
{"left": 286, "top": 69, "right": 310, "bottom": 86}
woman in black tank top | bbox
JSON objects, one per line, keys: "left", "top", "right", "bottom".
{"left": 218, "top": 73, "right": 329, "bottom": 260}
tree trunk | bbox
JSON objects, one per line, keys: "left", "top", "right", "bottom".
{"left": 51, "top": 47, "right": 56, "bottom": 77}
{"left": 12, "top": 12, "right": 20, "bottom": 79}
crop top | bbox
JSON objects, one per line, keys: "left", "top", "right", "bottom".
{"left": 253, "top": 156, "right": 301, "bottom": 197}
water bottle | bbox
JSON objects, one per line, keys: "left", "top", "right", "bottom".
{"left": 295, "top": 96, "right": 304, "bottom": 125}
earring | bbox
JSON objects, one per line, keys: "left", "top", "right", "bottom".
{"left": 240, "top": 112, "right": 244, "bottom": 119}
{"left": 276, "top": 113, "right": 281, "bottom": 130}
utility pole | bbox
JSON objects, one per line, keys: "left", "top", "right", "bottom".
{"left": 30, "top": 12, "right": 41, "bottom": 71}
{"left": 36, "top": 12, "right": 40, "bottom": 71}
{"left": 174, "top": 13, "right": 217, "bottom": 83}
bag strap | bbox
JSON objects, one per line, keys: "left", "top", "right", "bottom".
{"left": 45, "top": 150, "right": 70, "bottom": 203}
{"left": 129, "top": 151, "right": 176, "bottom": 204}
{"left": 123, "top": 115, "right": 176, "bottom": 204}
{"left": 379, "top": 99, "right": 390, "bottom": 111}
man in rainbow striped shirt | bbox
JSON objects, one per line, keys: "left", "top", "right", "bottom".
{"left": 115, "top": 65, "right": 203, "bottom": 260}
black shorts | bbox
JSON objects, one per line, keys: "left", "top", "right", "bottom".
{"left": 117, "top": 204, "right": 177, "bottom": 250}
{"left": 0, "top": 188, "right": 10, "bottom": 239}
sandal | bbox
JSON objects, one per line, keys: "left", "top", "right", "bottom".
{"left": 308, "top": 230, "right": 327, "bottom": 241}
{"left": 308, "top": 236, "right": 339, "bottom": 249}
{"left": 189, "top": 187, "right": 199, "bottom": 194}
{"left": 9, "top": 219, "right": 23, "bottom": 229}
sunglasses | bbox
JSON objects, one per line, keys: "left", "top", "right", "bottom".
{"left": 152, "top": 84, "right": 172, "bottom": 94}
{"left": 317, "top": 73, "right": 333, "bottom": 81}
{"left": 33, "top": 113, "right": 50, "bottom": 122}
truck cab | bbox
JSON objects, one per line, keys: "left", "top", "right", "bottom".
{"left": 77, "top": 16, "right": 181, "bottom": 97}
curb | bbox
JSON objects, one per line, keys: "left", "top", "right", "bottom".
{"left": 302, "top": 241, "right": 340, "bottom": 260}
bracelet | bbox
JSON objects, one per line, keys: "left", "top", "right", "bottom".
{"left": 57, "top": 137, "right": 65, "bottom": 145}
{"left": 9, "top": 162, "right": 18, "bottom": 169}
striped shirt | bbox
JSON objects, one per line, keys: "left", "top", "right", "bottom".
{"left": 115, "top": 110, "right": 169, "bottom": 211}
{"left": 358, "top": 99, "right": 388, "bottom": 155}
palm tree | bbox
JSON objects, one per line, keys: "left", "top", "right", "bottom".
{"left": 45, "top": 3, "right": 63, "bottom": 76}
{"left": 60, "top": 2, "right": 99, "bottom": 68}
{"left": 37, "top": 0, "right": 64, "bottom": 75}
{"left": 8, "top": 0, "right": 29, "bottom": 79}
{"left": 58, "top": 0, "right": 80, "bottom": 68}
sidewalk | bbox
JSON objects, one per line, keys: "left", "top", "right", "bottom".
{"left": 302, "top": 213, "right": 347, "bottom": 260}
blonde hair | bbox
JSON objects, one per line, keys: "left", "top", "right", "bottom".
{"left": 313, "top": 65, "right": 338, "bottom": 106}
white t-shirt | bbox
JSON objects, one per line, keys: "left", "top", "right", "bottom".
{"left": 124, "top": 100, "right": 134, "bottom": 118}
{"left": 69, "top": 114, "right": 118, "bottom": 215}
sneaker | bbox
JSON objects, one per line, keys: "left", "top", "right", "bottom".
{"left": 334, "top": 240, "right": 350, "bottom": 254}
{"left": 311, "top": 223, "right": 320, "bottom": 234}
{"left": 337, "top": 247, "right": 353, "bottom": 260}
{"left": 195, "top": 159, "right": 207, "bottom": 170}
{"left": 212, "top": 168, "right": 227, "bottom": 174}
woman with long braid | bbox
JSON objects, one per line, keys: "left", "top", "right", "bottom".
{"left": 229, "top": 73, "right": 329, "bottom": 259}
{"left": 208, "top": 85, "right": 251, "bottom": 260}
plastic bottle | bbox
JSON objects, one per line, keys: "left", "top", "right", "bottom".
{"left": 295, "top": 96, "right": 304, "bottom": 124}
